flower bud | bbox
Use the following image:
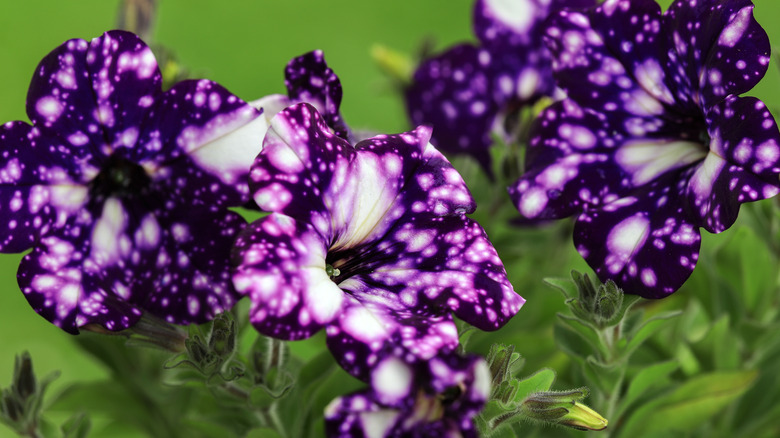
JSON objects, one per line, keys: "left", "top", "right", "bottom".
{"left": 13, "top": 352, "right": 36, "bottom": 402}
{"left": 521, "top": 388, "right": 607, "bottom": 431}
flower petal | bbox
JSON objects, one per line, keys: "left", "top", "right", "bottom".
{"left": 232, "top": 213, "right": 343, "bottom": 340}
{"left": 138, "top": 79, "right": 265, "bottom": 206}
{"left": 682, "top": 96, "right": 780, "bottom": 233}
{"left": 574, "top": 177, "right": 702, "bottom": 298}
{"left": 17, "top": 211, "right": 142, "bottom": 334}
{"left": 326, "top": 293, "right": 459, "bottom": 380}
{"left": 355, "top": 214, "right": 523, "bottom": 331}
{"left": 405, "top": 44, "right": 497, "bottom": 175}
{"left": 25, "top": 36, "right": 105, "bottom": 162}
{"left": 0, "top": 122, "right": 90, "bottom": 252}
{"left": 664, "top": 0, "right": 770, "bottom": 108}
{"left": 285, "top": 50, "right": 350, "bottom": 141}
{"left": 252, "top": 103, "right": 470, "bottom": 246}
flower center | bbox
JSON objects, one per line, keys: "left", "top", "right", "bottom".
{"left": 325, "top": 264, "right": 341, "bottom": 279}
{"left": 89, "top": 154, "right": 152, "bottom": 201}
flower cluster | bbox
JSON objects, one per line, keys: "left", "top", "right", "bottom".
{"left": 2, "top": 33, "right": 525, "bottom": 436}
{"left": 405, "top": 0, "right": 596, "bottom": 174}
{"left": 509, "top": 0, "right": 780, "bottom": 298}
{"left": 0, "top": 30, "right": 266, "bottom": 333}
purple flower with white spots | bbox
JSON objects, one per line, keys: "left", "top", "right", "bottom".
{"left": 405, "top": 0, "right": 596, "bottom": 175}
{"left": 510, "top": 0, "right": 780, "bottom": 298}
{"left": 252, "top": 50, "right": 352, "bottom": 142}
{"left": 324, "top": 349, "right": 491, "bottom": 438}
{"left": 232, "top": 102, "right": 523, "bottom": 379}
{"left": 0, "top": 30, "right": 267, "bottom": 333}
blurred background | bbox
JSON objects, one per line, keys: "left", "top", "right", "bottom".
{"left": 1, "top": 0, "right": 779, "bottom": 431}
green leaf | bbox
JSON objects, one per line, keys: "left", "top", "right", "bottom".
{"left": 622, "top": 311, "right": 682, "bottom": 359}
{"left": 695, "top": 315, "right": 741, "bottom": 371}
{"left": 512, "top": 368, "right": 556, "bottom": 403}
{"left": 553, "top": 324, "right": 592, "bottom": 361}
{"left": 556, "top": 314, "right": 604, "bottom": 358}
{"left": 61, "top": 412, "right": 91, "bottom": 438}
{"left": 714, "top": 226, "right": 776, "bottom": 320}
{"left": 582, "top": 357, "right": 623, "bottom": 396}
{"left": 543, "top": 276, "right": 578, "bottom": 299}
{"left": 617, "top": 361, "right": 678, "bottom": 418}
{"left": 618, "top": 370, "right": 758, "bottom": 438}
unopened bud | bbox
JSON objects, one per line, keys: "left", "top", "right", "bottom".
{"left": 521, "top": 388, "right": 607, "bottom": 431}
{"left": 2, "top": 391, "right": 22, "bottom": 421}
{"left": 13, "top": 352, "right": 36, "bottom": 401}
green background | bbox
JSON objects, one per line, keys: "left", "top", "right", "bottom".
{"left": 1, "top": 0, "right": 779, "bottom": 429}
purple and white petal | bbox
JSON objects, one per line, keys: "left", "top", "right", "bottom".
{"left": 574, "top": 176, "right": 702, "bottom": 298}
{"left": 0, "top": 122, "right": 89, "bottom": 252}
{"left": 405, "top": 44, "right": 497, "bottom": 174}
{"left": 232, "top": 213, "right": 343, "bottom": 340}
{"left": 141, "top": 79, "right": 266, "bottom": 206}
{"left": 285, "top": 50, "right": 350, "bottom": 141}
{"left": 664, "top": 0, "right": 770, "bottom": 109}
{"left": 357, "top": 214, "right": 523, "bottom": 331}
{"left": 253, "top": 103, "right": 470, "bottom": 246}
{"left": 17, "top": 210, "right": 142, "bottom": 334}
{"left": 25, "top": 36, "right": 105, "bottom": 163}
{"left": 326, "top": 294, "right": 459, "bottom": 380}
{"left": 683, "top": 96, "right": 780, "bottom": 233}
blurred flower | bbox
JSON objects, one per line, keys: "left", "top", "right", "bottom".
{"left": 0, "top": 30, "right": 267, "bottom": 333}
{"left": 252, "top": 50, "right": 353, "bottom": 142}
{"left": 324, "top": 349, "right": 491, "bottom": 438}
{"left": 404, "top": 0, "right": 596, "bottom": 175}
{"left": 232, "top": 103, "right": 523, "bottom": 379}
{"left": 510, "top": 0, "right": 780, "bottom": 298}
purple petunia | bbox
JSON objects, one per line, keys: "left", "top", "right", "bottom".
{"left": 510, "top": 0, "right": 780, "bottom": 298}
{"left": 232, "top": 102, "right": 524, "bottom": 379}
{"left": 0, "top": 30, "right": 267, "bottom": 333}
{"left": 252, "top": 50, "right": 352, "bottom": 142}
{"left": 404, "top": 0, "right": 596, "bottom": 175}
{"left": 324, "top": 349, "right": 491, "bottom": 438}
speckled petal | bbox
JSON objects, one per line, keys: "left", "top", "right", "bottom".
{"left": 232, "top": 213, "right": 343, "bottom": 340}
{"left": 16, "top": 211, "right": 142, "bottom": 334}
{"left": 574, "top": 176, "right": 702, "bottom": 298}
{"left": 138, "top": 79, "right": 266, "bottom": 206}
{"left": 17, "top": 191, "right": 244, "bottom": 332}
{"left": 405, "top": 44, "right": 497, "bottom": 174}
{"left": 474, "top": 0, "right": 596, "bottom": 48}
{"left": 511, "top": 100, "right": 631, "bottom": 220}
{"left": 252, "top": 103, "right": 473, "bottom": 245}
{"left": 0, "top": 122, "right": 88, "bottom": 252}
{"left": 326, "top": 293, "right": 458, "bottom": 380}
{"left": 354, "top": 214, "right": 523, "bottom": 332}
{"left": 475, "top": 0, "right": 597, "bottom": 101}
{"left": 141, "top": 198, "right": 245, "bottom": 324}
{"left": 545, "top": 3, "right": 675, "bottom": 118}
{"left": 664, "top": 0, "right": 771, "bottom": 109}
{"left": 684, "top": 95, "right": 780, "bottom": 233}
{"left": 285, "top": 50, "right": 350, "bottom": 141}
{"left": 25, "top": 36, "right": 104, "bottom": 162}
{"left": 83, "top": 30, "right": 163, "bottom": 154}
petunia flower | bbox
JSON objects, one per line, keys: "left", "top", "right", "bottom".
{"left": 251, "top": 50, "right": 352, "bottom": 142}
{"left": 231, "top": 102, "right": 524, "bottom": 379}
{"left": 404, "top": 0, "right": 596, "bottom": 175}
{"left": 324, "top": 349, "right": 491, "bottom": 438}
{"left": 509, "top": 0, "right": 780, "bottom": 298}
{"left": 0, "top": 30, "right": 267, "bottom": 333}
